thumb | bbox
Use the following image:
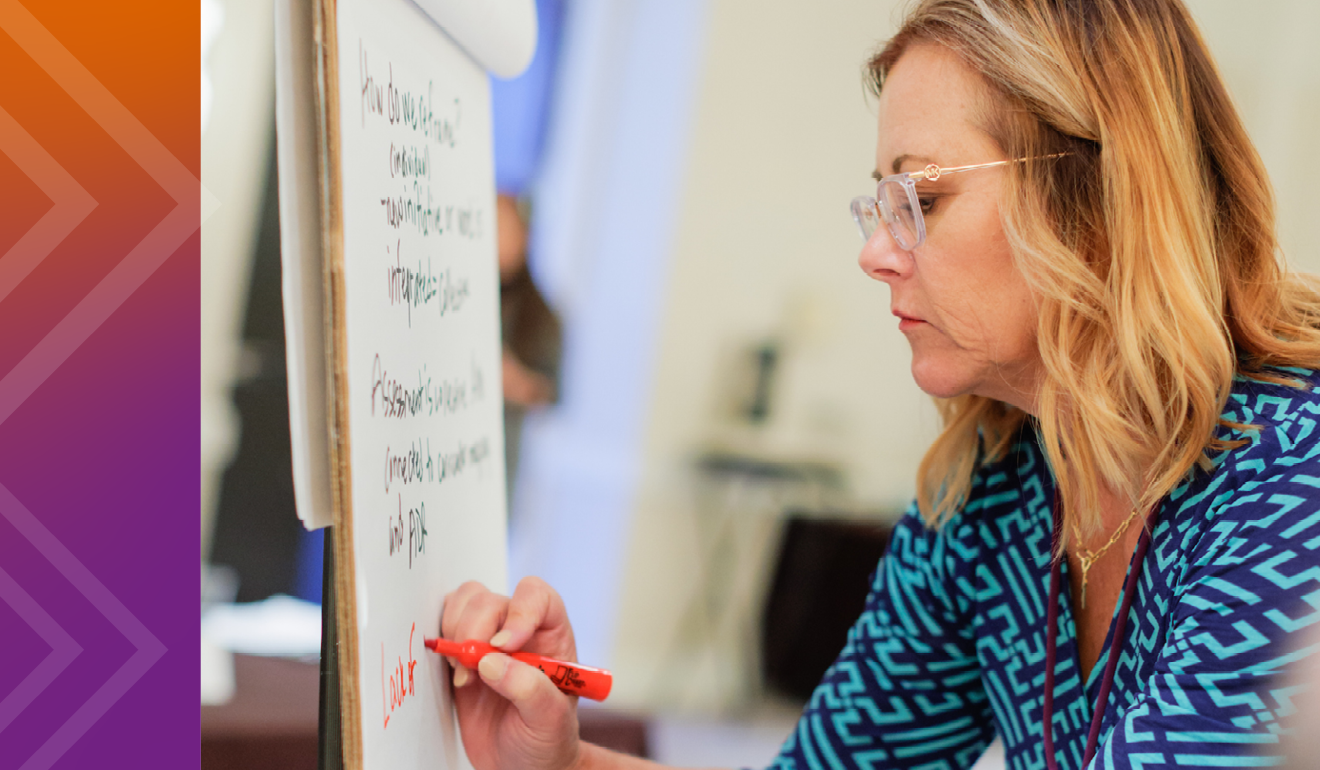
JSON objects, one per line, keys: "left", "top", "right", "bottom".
{"left": 476, "top": 653, "right": 573, "bottom": 725}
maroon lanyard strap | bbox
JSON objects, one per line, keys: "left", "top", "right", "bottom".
{"left": 1042, "top": 507, "right": 1160, "bottom": 770}
{"left": 1043, "top": 506, "right": 1065, "bottom": 770}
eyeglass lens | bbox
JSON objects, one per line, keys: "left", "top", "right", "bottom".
{"left": 851, "top": 180, "right": 922, "bottom": 250}
{"left": 880, "top": 180, "right": 920, "bottom": 250}
{"left": 850, "top": 196, "right": 881, "bottom": 242}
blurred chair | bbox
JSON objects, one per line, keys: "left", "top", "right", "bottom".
{"left": 761, "top": 514, "right": 892, "bottom": 701}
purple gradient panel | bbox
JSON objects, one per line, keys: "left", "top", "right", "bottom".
{"left": 0, "top": 237, "right": 198, "bottom": 766}
{"left": 0, "top": 0, "right": 199, "bottom": 767}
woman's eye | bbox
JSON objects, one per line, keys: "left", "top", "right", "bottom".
{"left": 917, "top": 195, "right": 938, "bottom": 215}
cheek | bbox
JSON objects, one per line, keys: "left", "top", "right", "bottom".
{"left": 925, "top": 216, "right": 1035, "bottom": 352}
{"left": 997, "top": 292, "right": 1039, "bottom": 359}
{"left": 978, "top": 246, "right": 1041, "bottom": 366}
{"left": 980, "top": 230, "right": 1037, "bottom": 351}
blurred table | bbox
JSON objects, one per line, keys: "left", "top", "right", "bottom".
{"left": 651, "top": 449, "right": 847, "bottom": 710}
{"left": 201, "top": 654, "right": 319, "bottom": 770}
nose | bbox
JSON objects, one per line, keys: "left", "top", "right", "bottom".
{"left": 857, "top": 222, "right": 914, "bottom": 284}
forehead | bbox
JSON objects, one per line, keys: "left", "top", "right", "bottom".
{"left": 875, "top": 43, "right": 995, "bottom": 168}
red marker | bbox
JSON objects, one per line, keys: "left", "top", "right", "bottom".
{"left": 424, "top": 638, "right": 613, "bottom": 701}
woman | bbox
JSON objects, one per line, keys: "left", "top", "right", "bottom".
{"left": 441, "top": 0, "right": 1320, "bottom": 767}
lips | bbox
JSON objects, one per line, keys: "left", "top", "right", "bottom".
{"left": 893, "top": 308, "right": 928, "bottom": 332}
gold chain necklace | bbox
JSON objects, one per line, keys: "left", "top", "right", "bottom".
{"left": 1070, "top": 506, "right": 1142, "bottom": 609}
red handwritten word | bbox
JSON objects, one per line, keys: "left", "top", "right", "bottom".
{"left": 381, "top": 623, "right": 418, "bottom": 729}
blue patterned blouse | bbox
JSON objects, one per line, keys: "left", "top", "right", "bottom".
{"left": 770, "top": 370, "right": 1320, "bottom": 769}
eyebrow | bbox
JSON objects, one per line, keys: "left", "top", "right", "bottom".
{"left": 872, "top": 153, "right": 935, "bottom": 180}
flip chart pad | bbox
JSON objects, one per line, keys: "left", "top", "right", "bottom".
{"left": 275, "top": 0, "right": 534, "bottom": 766}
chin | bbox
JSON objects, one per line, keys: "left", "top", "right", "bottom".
{"left": 909, "top": 356, "right": 976, "bottom": 400}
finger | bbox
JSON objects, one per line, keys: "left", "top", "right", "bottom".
{"left": 453, "top": 590, "right": 508, "bottom": 648}
{"left": 476, "top": 653, "right": 574, "bottom": 725}
{"left": 443, "top": 582, "right": 505, "bottom": 689}
{"left": 491, "top": 576, "right": 574, "bottom": 658}
{"left": 440, "top": 581, "right": 488, "bottom": 640}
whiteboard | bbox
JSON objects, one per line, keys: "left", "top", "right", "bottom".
{"left": 276, "top": 0, "right": 534, "bottom": 766}
{"left": 337, "top": 0, "right": 507, "bottom": 765}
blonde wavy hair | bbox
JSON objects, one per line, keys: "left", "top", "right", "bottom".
{"left": 869, "top": 0, "right": 1320, "bottom": 536}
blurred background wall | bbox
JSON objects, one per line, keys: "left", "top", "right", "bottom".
{"left": 200, "top": 0, "right": 1320, "bottom": 733}
{"left": 608, "top": 0, "right": 936, "bottom": 709}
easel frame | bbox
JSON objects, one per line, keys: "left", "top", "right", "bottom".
{"left": 309, "top": 0, "right": 362, "bottom": 765}
{"left": 318, "top": 526, "right": 344, "bottom": 770}
{"left": 308, "top": 0, "right": 366, "bottom": 766}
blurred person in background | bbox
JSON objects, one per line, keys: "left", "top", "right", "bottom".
{"left": 440, "top": 0, "right": 1320, "bottom": 768}
{"left": 498, "top": 193, "right": 559, "bottom": 412}
{"left": 492, "top": 0, "right": 565, "bottom": 502}
{"left": 498, "top": 192, "right": 561, "bottom": 496}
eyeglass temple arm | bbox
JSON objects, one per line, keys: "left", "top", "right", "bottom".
{"left": 903, "top": 153, "right": 1069, "bottom": 181}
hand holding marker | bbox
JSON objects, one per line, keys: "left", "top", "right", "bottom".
{"left": 425, "top": 637, "right": 613, "bottom": 701}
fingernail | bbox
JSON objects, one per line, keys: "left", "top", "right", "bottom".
{"left": 478, "top": 653, "right": 509, "bottom": 683}
{"left": 489, "top": 630, "right": 512, "bottom": 648}
{"left": 453, "top": 666, "right": 470, "bottom": 688}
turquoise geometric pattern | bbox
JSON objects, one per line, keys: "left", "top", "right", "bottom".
{"left": 769, "top": 371, "right": 1320, "bottom": 769}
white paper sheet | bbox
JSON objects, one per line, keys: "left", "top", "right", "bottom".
{"left": 276, "top": 0, "right": 516, "bottom": 765}
{"left": 335, "top": 0, "right": 509, "bottom": 765}
{"left": 276, "top": 0, "right": 534, "bottom": 533}
{"left": 275, "top": 0, "right": 333, "bottom": 530}
{"left": 411, "top": 0, "right": 537, "bottom": 79}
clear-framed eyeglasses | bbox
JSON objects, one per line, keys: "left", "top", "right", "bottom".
{"left": 850, "top": 156, "right": 1064, "bottom": 250}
